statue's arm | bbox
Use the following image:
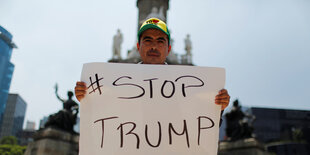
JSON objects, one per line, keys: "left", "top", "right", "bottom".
{"left": 55, "top": 84, "right": 65, "bottom": 103}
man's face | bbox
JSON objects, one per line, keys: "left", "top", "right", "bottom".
{"left": 137, "top": 28, "right": 171, "bottom": 64}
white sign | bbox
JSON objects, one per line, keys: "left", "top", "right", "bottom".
{"left": 79, "top": 63, "right": 225, "bottom": 155}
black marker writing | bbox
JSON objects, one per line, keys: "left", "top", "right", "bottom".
{"left": 168, "top": 120, "right": 190, "bottom": 148}
{"left": 94, "top": 115, "right": 215, "bottom": 149}
{"left": 143, "top": 78, "right": 158, "bottom": 98}
{"left": 117, "top": 122, "right": 140, "bottom": 149}
{"left": 161, "top": 80, "right": 175, "bottom": 98}
{"left": 93, "top": 116, "right": 118, "bottom": 148}
{"left": 113, "top": 76, "right": 145, "bottom": 99}
{"left": 175, "top": 75, "right": 204, "bottom": 97}
{"left": 197, "top": 116, "right": 215, "bottom": 145}
{"left": 145, "top": 121, "right": 162, "bottom": 147}
{"left": 88, "top": 73, "right": 104, "bottom": 95}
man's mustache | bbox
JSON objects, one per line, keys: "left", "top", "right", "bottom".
{"left": 147, "top": 49, "right": 160, "bottom": 56}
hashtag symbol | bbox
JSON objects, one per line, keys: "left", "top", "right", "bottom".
{"left": 88, "top": 73, "right": 104, "bottom": 95}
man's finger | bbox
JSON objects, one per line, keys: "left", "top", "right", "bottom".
{"left": 215, "top": 100, "right": 229, "bottom": 104}
{"left": 75, "top": 86, "right": 87, "bottom": 91}
{"left": 76, "top": 95, "right": 85, "bottom": 102}
{"left": 215, "top": 98, "right": 230, "bottom": 102}
{"left": 75, "top": 89, "right": 86, "bottom": 94}
{"left": 76, "top": 94, "right": 85, "bottom": 98}
{"left": 216, "top": 100, "right": 230, "bottom": 104}
{"left": 215, "top": 102, "right": 230, "bottom": 106}
{"left": 76, "top": 81, "right": 86, "bottom": 86}
{"left": 219, "top": 89, "right": 227, "bottom": 94}
{"left": 216, "top": 95, "right": 230, "bottom": 99}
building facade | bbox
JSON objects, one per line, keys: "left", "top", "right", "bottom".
{"left": 219, "top": 106, "right": 310, "bottom": 154}
{"left": 220, "top": 107, "right": 310, "bottom": 142}
{"left": 251, "top": 107, "right": 310, "bottom": 143}
{"left": 18, "top": 121, "right": 36, "bottom": 146}
{"left": 39, "top": 116, "right": 48, "bottom": 129}
{"left": 0, "top": 26, "right": 17, "bottom": 129}
{"left": 25, "top": 121, "right": 36, "bottom": 131}
{"left": 0, "top": 94, "right": 27, "bottom": 139}
{"left": 17, "top": 129, "right": 35, "bottom": 146}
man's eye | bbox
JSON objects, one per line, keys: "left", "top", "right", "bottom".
{"left": 158, "top": 40, "right": 165, "bottom": 43}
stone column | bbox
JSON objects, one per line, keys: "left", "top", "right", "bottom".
{"left": 219, "top": 138, "right": 272, "bottom": 155}
{"left": 136, "top": 0, "right": 169, "bottom": 30}
{"left": 25, "top": 128, "right": 79, "bottom": 155}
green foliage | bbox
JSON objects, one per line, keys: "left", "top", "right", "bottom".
{"left": 0, "top": 136, "right": 26, "bottom": 155}
{"left": 0, "top": 136, "right": 17, "bottom": 145}
{"left": 0, "top": 144, "right": 26, "bottom": 155}
{"left": 292, "top": 128, "right": 304, "bottom": 142}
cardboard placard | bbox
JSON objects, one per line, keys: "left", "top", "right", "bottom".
{"left": 79, "top": 63, "right": 225, "bottom": 155}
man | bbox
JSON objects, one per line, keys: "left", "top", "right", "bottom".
{"left": 75, "top": 18, "right": 230, "bottom": 111}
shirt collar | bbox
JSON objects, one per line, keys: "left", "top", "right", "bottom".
{"left": 138, "top": 61, "right": 168, "bottom": 65}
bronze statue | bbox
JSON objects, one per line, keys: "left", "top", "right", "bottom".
{"left": 45, "top": 84, "right": 79, "bottom": 133}
{"left": 225, "top": 99, "right": 254, "bottom": 141}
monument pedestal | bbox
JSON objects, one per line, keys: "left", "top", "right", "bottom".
{"left": 25, "top": 127, "right": 79, "bottom": 155}
{"left": 218, "top": 138, "right": 271, "bottom": 155}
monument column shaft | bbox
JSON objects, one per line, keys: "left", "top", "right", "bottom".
{"left": 136, "top": 0, "right": 169, "bottom": 31}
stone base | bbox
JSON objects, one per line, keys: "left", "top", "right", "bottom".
{"left": 25, "top": 127, "right": 79, "bottom": 155}
{"left": 218, "top": 138, "right": 272, "bottom": 155}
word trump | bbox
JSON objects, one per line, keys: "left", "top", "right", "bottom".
{"left": 94, "top": 115, "right": 215, "bottom": 149}
{"left": 87, "top": 74, "right": 205, "bottom": 99}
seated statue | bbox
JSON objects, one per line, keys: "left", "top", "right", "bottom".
{"left": 225, "top": 99, "right": 254, "bottom": 141}
{"left": 45, "top": 84, "right": 79, "bottom": 133}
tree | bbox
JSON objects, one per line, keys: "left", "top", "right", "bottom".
{"left": 0, "top": 136, "right": 17, "bottom": 145}
{"left": 0, "top": 136, "right": 26, "bottom": 155}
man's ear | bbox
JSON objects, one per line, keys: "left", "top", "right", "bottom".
{"left": 137, "top": 42, "right": 140, "bottom": 51}
{"left": 168, "top": 45, "right": 171, "bottom": 54}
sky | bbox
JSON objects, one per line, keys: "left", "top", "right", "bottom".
{"left": 1, "top": 0, "right": 309, "bottom": 129}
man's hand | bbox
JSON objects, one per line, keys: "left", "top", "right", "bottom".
{"left": 215, "top": 89, "right": 230, "bottom": 111}
{"left": 75, "top": 81, "right": 87, "bottom": 102}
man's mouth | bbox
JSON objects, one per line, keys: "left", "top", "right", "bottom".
{"left": 147, "top": 50, "right": 160, "bottom": 57}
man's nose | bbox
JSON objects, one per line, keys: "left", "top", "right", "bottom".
{"left": 150, "top": 41, "right": 158, "bottom": 49}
